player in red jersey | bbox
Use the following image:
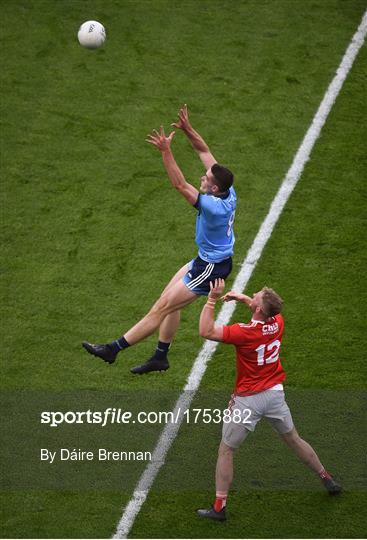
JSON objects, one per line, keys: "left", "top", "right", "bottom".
{"left": 196, "top": 279, "right": 341, "bottom": 522}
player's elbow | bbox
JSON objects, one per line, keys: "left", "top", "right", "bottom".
{"left": 200, "top": 325, "right": 223, "bottom": 342}
{"left": 172, "top": 183, "right": 185, "bottom": 197}
{"left": 172, "top": 180, "right": 182, "bottom": 190}
{"left": 199, "top": 327, "right": 213, "bottom": 339}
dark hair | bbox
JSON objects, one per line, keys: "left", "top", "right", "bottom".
{"left": 211, "top": 163, "right": 234, "bottom": 192}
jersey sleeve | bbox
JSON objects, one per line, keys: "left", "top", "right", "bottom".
{"left": 195, "top": 193, "right": 218, "bottom": 215}
{"left": 193, "top": 193, "right": 201, "bottom": 209}
{"left": 222, "top": 324, "right": 249, "bottom": 345}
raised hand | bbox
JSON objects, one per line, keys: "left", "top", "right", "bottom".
{"left": 146, "top": 126, "right": 175, "bottom": 152}
{"left": 171, "top": 104, "right": 191, "bottom": 131}
{"left": 222, "top": 291, "right": 246, "bottom": 302}
{"left": 208, "top": 278, "right": 225, "bottom": 300}
{"left": 221, "top": 291, "right": 252, "bottom": 306}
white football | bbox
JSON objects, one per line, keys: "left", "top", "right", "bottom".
{"left": 78, "top": 20, "right": 106, "bottom": 49}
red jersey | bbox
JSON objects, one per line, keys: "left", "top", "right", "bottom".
{"left": 222, "top": 313, "right": 286, "bottom": 395}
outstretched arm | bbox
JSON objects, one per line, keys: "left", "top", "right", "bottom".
{"left": 147, "top": 126, "right": 199, "bottom": 205}
{"left": 221, "top": 291, "right": 252, "bottom": 307}
{"left": 172, "top": 105, "right": 217, "bottom": 170}
{"left": 199, "top": 279, "right": 225, "bottom": 341}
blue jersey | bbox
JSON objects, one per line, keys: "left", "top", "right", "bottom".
{"left": 193, "top": 186, "right": 236, "bottom": 263}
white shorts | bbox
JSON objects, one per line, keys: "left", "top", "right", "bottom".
{"left": 222, "top": 389, "right": 294, "bottom": 449}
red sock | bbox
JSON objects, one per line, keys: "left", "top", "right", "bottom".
{"left": 318, "top": 468, "right": 332, "bottom": 481}
{"left": 213, "top": 491, "right": 227, "bottom": 512}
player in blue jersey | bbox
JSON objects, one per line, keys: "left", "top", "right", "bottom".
{"left": 83, "top": 105, "right": 236, "bottom": 373}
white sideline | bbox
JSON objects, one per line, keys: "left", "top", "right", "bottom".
{"left": 113, "top": 11, "right": 367, "bottom": 539}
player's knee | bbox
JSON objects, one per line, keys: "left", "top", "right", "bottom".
{"left": 218, "top": 441, "right": 235, "bottom": 457}
{"left": 149, "top": 295, "right": 171, "bottom": 319}
{"left": 281, "top": 427, "right": 300, "bottom": 447}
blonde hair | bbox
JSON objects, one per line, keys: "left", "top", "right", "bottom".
{"left": 261, "top": 287, "right": 283, "bottom": 318}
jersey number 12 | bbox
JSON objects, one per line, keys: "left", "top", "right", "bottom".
{"left": 255, "top": 339, "right": 281, "bottom": 365}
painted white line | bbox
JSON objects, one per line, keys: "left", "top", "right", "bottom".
{"left": 113, "top": 11, "right": 367, "bottom": 538}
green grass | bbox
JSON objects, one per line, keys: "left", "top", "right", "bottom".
{"left": 130, "top": 491, "right": 367, "bottom": 538}
{"left": 1, "top": 0, "right": 366, "bottom": 537}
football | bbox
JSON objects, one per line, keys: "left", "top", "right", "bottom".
{"left": 77, "top": 20, "right": 106, "bottom": 49}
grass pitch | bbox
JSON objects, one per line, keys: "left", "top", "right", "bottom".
{"left": 1, "top": 0, "right": 366, "bottom": 538}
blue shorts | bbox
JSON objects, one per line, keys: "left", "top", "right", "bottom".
{"left": 182, "top": 256, "right": 233, "bottom": 296}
